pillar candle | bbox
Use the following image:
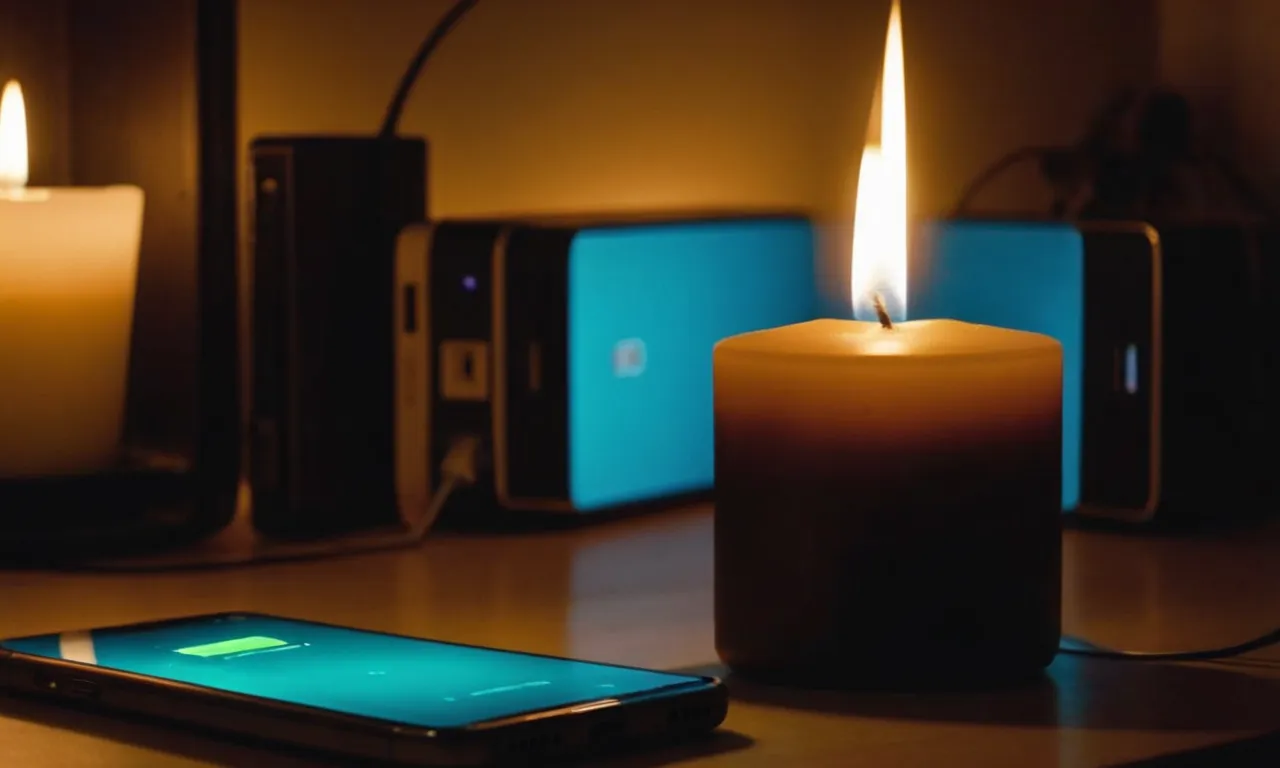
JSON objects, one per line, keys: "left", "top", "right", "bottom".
{"left": 708, "top": 0, "right": 1062, "bottom": 688}
{"left": 0, "top": 80, "right": 144, "bottom": 478}
{"left": 713, "top": 318, "right": 1063, "bottom": 688}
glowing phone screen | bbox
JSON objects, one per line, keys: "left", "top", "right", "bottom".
{"left": 1, "top": 614, "right": 701, "bottom": 728}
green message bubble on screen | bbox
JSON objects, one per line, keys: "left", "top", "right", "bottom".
{"left": 174, "top": 636, "right": 288, "bottom": 658}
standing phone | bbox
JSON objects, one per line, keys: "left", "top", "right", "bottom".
{"left": 0, "top": 613, "right": 727, "bottom": 765}
{"left": 911, "top": 220, "right": 1086, "bottom": 511}
{"left": 912, "top": 219, "right": 1160, "bottom": 519}
{"left": 493, "top": 215, "right": 820, "bottom": 514}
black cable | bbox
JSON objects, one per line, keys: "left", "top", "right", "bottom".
{"left": 1059, "top": 626, "right": 1280, "bottom": 662}
{"left": 378, "top": 0, "right": 481, "bottom": 139}
{"left": 950, "top": 146, "right": 1056, "bottom": 217}
{"left": 1206, "top": 151, "right": 1278, "bottom": 219}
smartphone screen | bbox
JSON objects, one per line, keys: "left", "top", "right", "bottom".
{"left": 911, "top": 220, "right": 1085, "bottom": 511}
{"left": 565, "top": 219, "right": 819, "bottom": 510}
{"left": 0, "top": 614, "right": 705, "bottom": 729}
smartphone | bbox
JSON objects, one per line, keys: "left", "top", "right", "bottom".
{"left": 912, "top": 219, "right": 1161, "bottom": 519}
{"left": 494, "top": 215, "right": 820, "bottom": 513}
{"left": 0, "top": 612, "right": 727, "bottom": 765}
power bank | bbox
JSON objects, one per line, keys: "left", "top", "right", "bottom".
{"left": 395, "top": 214, "right": 822, "bottom": 516}
{"left": 393, "top": 220, "right": 503, "bottom": 520}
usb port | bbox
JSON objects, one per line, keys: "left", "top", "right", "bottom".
{"left": 403, "top": 284, "right": 418, "bottom": 333}
{"left": 440, "top": 340, "right": 490, "bottom": 401}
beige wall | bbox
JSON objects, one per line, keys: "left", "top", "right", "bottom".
{"left": 0, "top": 0, "right": 71, "bottom": 185}
{"left": 0, "top": 0, "right": 1166, "bottom": 288}
{"left": 1160, "top": 0, "right": 1280, "bottom": 195}
{"left": 239, "top": 0, "right": 1158, "bottom": 309}
{"left": 904, "top": 0, "right": 1157, "bottom": 218}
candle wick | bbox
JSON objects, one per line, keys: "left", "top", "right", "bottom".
{"left": 872, "top": 293, "right": 894, "bottom": 330}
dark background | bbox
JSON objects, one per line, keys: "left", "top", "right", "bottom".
{"left": 4, "top": 0, "right": 1271, "bottom": 460}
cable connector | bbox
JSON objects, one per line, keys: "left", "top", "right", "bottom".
{"left": 440, "top": 434, "right": 481, "bottom": 486}
{"left": 403, "top": 434, "right": 482, "bottom": 541}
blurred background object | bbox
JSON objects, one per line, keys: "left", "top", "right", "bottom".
{"left": 0, "top": 0, "right": 238, "bottom": 559}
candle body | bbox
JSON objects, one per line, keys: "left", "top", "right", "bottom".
{"left": 714, "top": 319, "right": 1062, "bottom": 688}
{"left": 0, "top": 186, "right": 144, "bottom": 477}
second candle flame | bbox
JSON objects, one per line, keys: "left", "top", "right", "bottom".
{"left": 0, "top": 80, "right": 29, "bottom": 191}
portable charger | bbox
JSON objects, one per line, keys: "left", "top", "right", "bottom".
{"left": 395, "top": 214, "right": 823, "bottom": 519}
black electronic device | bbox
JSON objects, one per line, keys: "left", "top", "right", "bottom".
{"left": 916, "top": 217, "right": 1278, "bottom": 526}
{"left": 1076, "top": 219, "right": 1277, "bottom": 524}
{"left": 393, "top": 221, "right": 503, "bottom": 522}
{"left": 1126, "top": 220, "right": 1277, "bottom": 525}
{"left": 1077, "top": 222, "right": 1162, "bottom": 519}
{"left": 250, "top": 136, "right": 427, "bottom": 538}
{"left": 0, "top": 612, "right": 727, "bottom": 766}
{"left": 395, "top": 214, "right": 822, "bottom": 518}
{"left": 247, "top": 0, "right": 482, "bottom": 541}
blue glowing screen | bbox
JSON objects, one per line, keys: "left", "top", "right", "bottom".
{"left": 910, "top": 221, "right": 1083, "bottom": 511}
{"left": 0, "top": 614, "right": 701, "bottom": 728}
{"left": 567, "top": 219, "right": 819, "bottom": 511}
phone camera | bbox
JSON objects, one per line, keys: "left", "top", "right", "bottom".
{"left": 461, "top": 275, "right": 478, "bottom": 292}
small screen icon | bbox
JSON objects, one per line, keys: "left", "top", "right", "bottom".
{"left": 175, "top": 636, "right": 287, "bottom": 658}
{"left": 613, "top": 338, "right": 647, "bottom": 378}
{"left": 174, "top": 636, "right": 304, "bottom": 660}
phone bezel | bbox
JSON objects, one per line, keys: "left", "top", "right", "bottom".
{"left": 0, "top": 611, "right": 726, "bottom": 763}
{"left": 1074, "top": 220, "right": 1163, "bottom": 523}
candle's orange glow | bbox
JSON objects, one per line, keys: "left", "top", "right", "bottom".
{"left": 851, "top": 0, "right": 907, "bottom": 324}
{"left": 0, "top": 80, "right": 29, "bottom": 190}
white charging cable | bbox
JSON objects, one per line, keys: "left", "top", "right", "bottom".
{"left": 401, "top": 434, "right": 481, "bottom": 541}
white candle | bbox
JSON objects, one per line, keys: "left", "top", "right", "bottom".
{"left": 0, "top": 80, "right": 144, "bottom": 478}
{"left": 713, "top": 2, "right": 1062, "bottom": 688}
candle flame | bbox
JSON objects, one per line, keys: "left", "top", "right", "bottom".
{"left": 0, "top": 80, "right": 29, "bottom": 190}
{"left": 850, "top": 0, "right": 907, "bottom": 324}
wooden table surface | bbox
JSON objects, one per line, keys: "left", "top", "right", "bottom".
{"left": 1, "top": 505, "right": 1278, "bottom": 767}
